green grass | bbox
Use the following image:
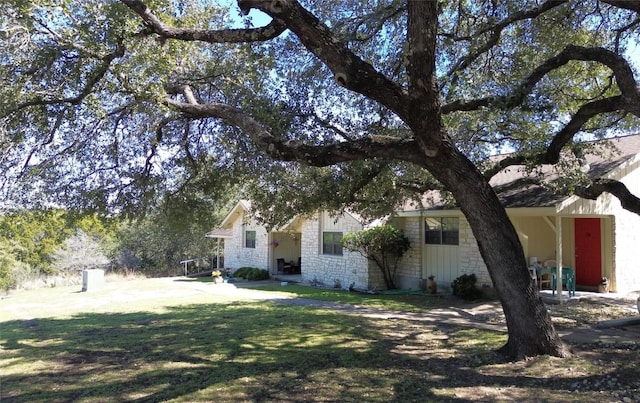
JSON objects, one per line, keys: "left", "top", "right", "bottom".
{"left": 237, "top": 283, "right": 461, "bottom": 312}
{"left": 1, "top": 294, "right": 474, "bottom": 402}
{"left": 1, "top": 278, "right": 638, "bottom": 402}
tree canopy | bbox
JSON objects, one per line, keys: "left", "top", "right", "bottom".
{"left": 2, "top": 0, "right": 639, "bottom": 359}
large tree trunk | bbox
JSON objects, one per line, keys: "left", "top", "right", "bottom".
{"left": 427, "top": 143, "right": 571, "bottom": 359}
{"left": 402, "top": 0, "right": 569, "bottom": 359}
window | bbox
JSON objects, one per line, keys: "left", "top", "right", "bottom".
{"left": 245, "top": 230, "right": 256, "bottom": 248}
{"left": 425, "top": 217, "right": 459, "bottom": 245}
{"left": 322, "top": 232, "right": 343, "bottom": 255}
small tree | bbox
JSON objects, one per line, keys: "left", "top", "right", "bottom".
{"left": 51, "top": 230, "right": 110, "bottom": 273}
{"left": 343, "top": 225, "right": 410, "bottom": 289}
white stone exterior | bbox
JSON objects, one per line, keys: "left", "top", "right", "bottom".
{"left": 391, "top": 217, "right": 422, "bottom": 290}
{"left": 458, "top": 218, "right": 491, "bottom": 286}
{"left": 223, "top": 213, "right": 270, "bottom": 271}
{"left": 392, "top": 215, "right": 491, "bottom": 292}
{"left": 299, "top": 212, "right": 372, "bottom": 290}
{"left": 220, "top": 152, "right": 640, "bottom": 294}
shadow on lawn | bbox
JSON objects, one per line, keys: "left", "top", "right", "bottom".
{"left": 1, "top": 301, "right": 635, "bottom": 402}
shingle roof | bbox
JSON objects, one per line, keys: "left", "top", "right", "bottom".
{"left": 400, "top": 134, "right": 640, "bottom": 211}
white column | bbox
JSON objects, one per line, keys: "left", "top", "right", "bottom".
{"left": 216, "top": 238, "right": 221, "bottom": 269}
{"left": 555, "top": 215, "right": 564, "bottom": 300}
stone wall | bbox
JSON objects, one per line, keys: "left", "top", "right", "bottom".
{"left": 458, "top": 218, "right": 491, "bottom": 287}
{"left": 392, "top": 217, "right": 423, "bottom": 290}
{"left": 299, "top": 213, "right": 370, "bottom": 290}
{"left": 223, "top": 212, "right": 270, "bottom": 271}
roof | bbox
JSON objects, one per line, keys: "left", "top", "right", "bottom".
{"left": 205, "top": 228, "right": 233, "bottom": 238}
{"left": 218, "top": 200, "right": 252, "bottom": 229}
{"left": 400, "top": 134, "right": 640, "bottom": 212}
{"left": 491, "top": 135, "right": 640, "bottom": 208}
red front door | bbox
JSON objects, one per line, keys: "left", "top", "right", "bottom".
{"left": 574, "top": 218, "right": 602, "bottom": 286}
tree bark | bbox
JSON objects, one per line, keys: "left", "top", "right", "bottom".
{"left": 403, "top": 0, "right": 569, "bottom": 358}
{"left": 425, "top": 146, "right": 570, "bottom": 358}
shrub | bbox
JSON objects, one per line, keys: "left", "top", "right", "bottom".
{"left": 342, "top": 225, "right": 410, "bottom": 289}
{"left": 233, "top": 267, "right": 270, "bottom": 281}
{"left": 451, "top": 273, "right": 483, "bottom": 300}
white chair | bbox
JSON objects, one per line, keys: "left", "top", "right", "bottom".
{"left": 537, "top": 260, "right": 555, "bottom": 289}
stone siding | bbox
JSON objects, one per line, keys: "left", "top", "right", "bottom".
{"left": 300, "top": 213, "right": 370, "bottom": 290}
{"left": 392, "top": 217, "right": 423, "bottom": 290}
{"left": 223, "top": 213, "right": 270, "bottom": 271}
{"left": 458, "top": 218, "right": 491, "bottom": 287}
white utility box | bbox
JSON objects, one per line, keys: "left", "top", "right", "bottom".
{"left": 82, "top": 269, "right": 105, "bottom": 292}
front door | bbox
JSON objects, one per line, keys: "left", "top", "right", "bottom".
{"left": 574, "top": 218, "right": 602, "bottom": 286}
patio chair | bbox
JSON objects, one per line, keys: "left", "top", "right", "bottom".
{"left": 537, "top": 266, "right": 552, "bottom": 289}
{"left": 276, "top": 258, "right": 285, "bottom": 274}
{"left": 552, "top": 267, "right": 576, "bottom": 297}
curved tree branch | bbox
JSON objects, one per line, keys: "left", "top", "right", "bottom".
{"left": 577, "top": 179, "right": 640, "bottom": 215}
{"left": 444, "top": 46, "right": 640, "bottom": 115}
{"left": 483, "top": 96, "right": 625, "bottom": 179}
{"left": 237, "top": 0, "right": 410, "bottom": 120}
{"left": 163, "top": 98, "right": 424, "bottom": 166}
{"left": 601, "top": 0, "right": 640, "bottom": 13}
{"left": 120, "top": 0, "right": 287, "bottom": 43}
{"left": 444, "top": 0, "right": 568, "bottom": 81}
{"left": 5, "top": 41, "right": 126, "bottom": 116}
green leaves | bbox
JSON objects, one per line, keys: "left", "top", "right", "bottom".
{"left": 343, "top": 224, "right": 410, "bottom": 289}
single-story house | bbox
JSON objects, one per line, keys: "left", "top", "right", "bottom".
{"left": 207, "top": 135, "right": 640, "bottom": 294}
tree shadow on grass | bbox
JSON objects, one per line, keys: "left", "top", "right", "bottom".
{"left": 1, "top": 301, "right": 636, "bottom": 402}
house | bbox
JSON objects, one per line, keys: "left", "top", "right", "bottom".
{"left": 208, "top": 135, "right": 640, "bottom": 294}
{"left": 207, "top": 201, "right": 378, "bottom": 289}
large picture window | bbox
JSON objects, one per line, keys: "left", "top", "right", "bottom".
{"left": 322, "top": 232, "right": 343, "bottom": 255}
{"left": 425, "top": 217, "right": 459, "bottom": 245}
{"left": 245, "top": 230, "right": 256, "bottom": 248}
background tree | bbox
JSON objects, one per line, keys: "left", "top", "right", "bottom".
{"left": 51, "top": 229, "right": 110, "bottom": 273}
{"left": 343, "top": 225, "right": 411, "bottom": 290}
{"left": 2, "top": 1, "right": 639, "bottom": 359}
{"left": 0, "top": 239, "right": 31, "bottom": 291}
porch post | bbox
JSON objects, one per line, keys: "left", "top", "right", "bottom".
{"left": 555, "top": 215, "right": 564, "bottom": 300}
{"left": 216, "top": 238, "right": 221, "bottom": 269}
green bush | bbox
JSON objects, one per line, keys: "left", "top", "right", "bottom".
{"left": 451, "top": 273, "right": 483, "bottom": 300}
{"left": 233, "top": 267, "right": 270, "bottom": 281}
{"left": 342, "top": 224, "right": 410, "bottom": 289}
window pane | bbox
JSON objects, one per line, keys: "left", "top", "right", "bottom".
{"left": 442, "top": 231, "right": 459, "bottom": 245}
{"left": 442, "top": 217, "right": 459, "bottom": 245}
{"left": 425, "top": 218, "right": 442, "bottom": 244}
{"left": 425, "top": 218, "right": 442, "bottom": 231}
{"left": 425, "top": 231, "right": 441, "bottom": 244}
{"left": 245, "top": 231, "right": 256, "bottom": 248}
{"left": 442, "top": 217, "right": 459, "bottom": 231}
{"left": 323, "top": 232, "right": 343, "bottom": 255}
{"left": 425, "top": 217, "right": 459, "bottom": 245}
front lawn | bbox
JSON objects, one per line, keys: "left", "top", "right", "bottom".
{"left": 1, "top": 278, "right": 638, "bottom": 402}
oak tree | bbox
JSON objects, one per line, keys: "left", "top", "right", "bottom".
{"left": 2, "top": 0, "right": 639, "bottom": 359}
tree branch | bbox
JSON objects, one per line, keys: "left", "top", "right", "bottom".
{"left": 444, "top": 46, "right": 639, "bottom": 115}
{"left": 601, "top": 0, "right": 640, "bottom": 13}
{"left": 120, "top": 0, "right": 287, "bottom": 43}
{"left": 237, "top": 0, "right": 410, "bottom": 119}
{"left": 577, "top": 179, "right": 640, "bottom": 215}
{"left": 163, "top": 98, "right": 424, "bottom": 165}
{"left": 483, "top": 96, "right": 625, "bottom": 179}
{"left": 443, "top": 0, "right": 568, "bottom": 81}
{"left": 5, "top": 42, "right": 126, "bottom": 116}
